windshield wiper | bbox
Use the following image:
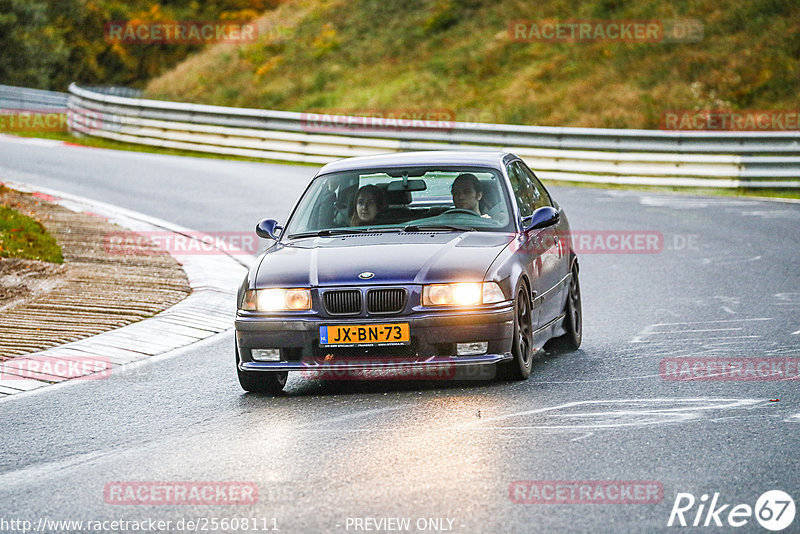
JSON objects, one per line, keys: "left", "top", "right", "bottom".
{"left": 287, "top": 228, "right": 402, "bottom": 239}
{"left": 402, "top": 224, "right": 475, "bottom": 232}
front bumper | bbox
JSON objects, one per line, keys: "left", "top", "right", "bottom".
{"left": 239, "top": 354, "right": 511, "bottom": 373}
{"left": 235, "top": 304, "right": 514, "bottom": 371}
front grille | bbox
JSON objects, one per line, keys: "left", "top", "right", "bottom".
{"left": 323, "top": 290, "right": 361, "bottom": 315}
{"left": 367, "top": 288, "right": 406, "bottom": 314}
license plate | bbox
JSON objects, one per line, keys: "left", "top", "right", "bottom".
{"left": 320, "top": 323, "right": 410, "bottom": 347}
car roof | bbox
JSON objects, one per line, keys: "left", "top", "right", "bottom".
{"left": 316, "top": 151, "right": 515, "bottom": 175}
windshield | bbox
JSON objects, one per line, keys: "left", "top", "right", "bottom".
{"left": 284, "top": 166, "right": 513, "bottom": 238}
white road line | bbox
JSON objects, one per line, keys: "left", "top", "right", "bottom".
{"left": 470, "top": 398, "right": 765, "bottom": 424}
{"left": 292, "top": 406, "right": 413, "bottom": 429}
{"left": 633, "top": 335, "right": 760, "bottom": 344}
{"left": 0, "top": 134, "right": 67, "bottom": 147}
{"left": 655, "top": 328, "right": 742, "bottom": 334}
{"left": 630, "top": 324, "right": 656, "bottom": 343}
{"left": 699, "top": 339, "right": 765, "bottom": 346}
{"left": 650, "top": 318, "right": 771, "bottom": 326}
{"left": 0, "top": 448, "right": 118, "bottom": 490}
{"left": 670, "top": 335, "right": 762, "bottom": 341}
{"left": 631, "top": 318, "right": 770, "bottom": 343}
{"left": 792, "top": 330, "right": 800, "bottom": 335}
{"left": 532, "top": 373, "right": 664, "bottom": 384}
{"left": 701, "top": 256, "right": 762, "bottom": 266}
{"left": 721, "top": 306, "right": 737, "bottom": 315}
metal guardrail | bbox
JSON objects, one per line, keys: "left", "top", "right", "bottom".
{"left": 44, "top": 84, "right": 798, "bottom": 188}
{"left": 79, "top": 86, "right": 144, "bottom": 98}
{"left": 0, "top": 84, "right": 69, "bottom": 111}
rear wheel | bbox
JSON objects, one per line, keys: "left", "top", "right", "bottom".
{"left": 545, "top": 263, "right": 582, "bottom": 352}
{"left": 498, "top": 284, "right": 534, "bottom": 380}
{"left": 235, "top": 340, "right": 288, "bottom": 394}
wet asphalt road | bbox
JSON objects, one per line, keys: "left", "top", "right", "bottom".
{"left": 1, "top": 137, "right": 799, "bottom": 533}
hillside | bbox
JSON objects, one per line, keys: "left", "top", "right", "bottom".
{"left": 0, "top": 0, "right": 280, "bottom": 90}
{"left": 146, "top": 0, "right": 800, "bottom": 129}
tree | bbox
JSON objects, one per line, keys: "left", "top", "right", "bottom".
{"left": 0, "top": 0, "right": 66, "bottom": 88}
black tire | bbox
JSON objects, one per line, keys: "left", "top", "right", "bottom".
{"left": 498, "top": 284, "right": 534, "bottom": 381}
{"left": 545, "top": 262, "right": 582, "bottom": 352}
{"left": 235, "top": 340, "right": 288, "bottom": 394}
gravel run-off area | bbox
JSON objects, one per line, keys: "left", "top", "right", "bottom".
{"left": 0, "top": 185, "right": 190, "bottom": 359}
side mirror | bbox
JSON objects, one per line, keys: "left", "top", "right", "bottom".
{"left": 524, "top": 206, "right": 560, "bottom": 231}
{"left": 255, "top": 219, "right": 282, "bottom": 240}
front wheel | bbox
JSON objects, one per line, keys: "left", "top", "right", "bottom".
{"left": 498, "top": 284, "right": 534, "bottom": 381}
{"left": 545, "top": 263, "right": 582, "bottom": 352}
{"left": 235, "top": 340, "right": 288, "bottom": 394}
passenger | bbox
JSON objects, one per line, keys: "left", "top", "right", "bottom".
{"left": 451, "top": 173, "right": 490, "bottom": 217}
{"left": 350, "top": 185, "right": 386, "bottom": 226}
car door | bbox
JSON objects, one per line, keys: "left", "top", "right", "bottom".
{"left": 506, "top": 160, "right": 564, "bottom": 327}
{"left": 520, "top": 161, "right": 572, "bottom": 319}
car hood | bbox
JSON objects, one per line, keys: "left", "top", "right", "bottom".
{"left": 254, "top": 232, "right": 513, "bottom": 287}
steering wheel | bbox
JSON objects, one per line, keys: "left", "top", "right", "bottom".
{"left": 442, "top": 208, "right": 482, "bottom": 216}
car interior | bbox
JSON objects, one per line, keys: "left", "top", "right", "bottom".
{"left": 330, "top": 178, "right": 506, "bottom": 227}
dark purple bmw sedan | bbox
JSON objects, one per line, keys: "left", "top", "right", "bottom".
{"left": 235, "top": 151, "right": 581, "bottom": 393}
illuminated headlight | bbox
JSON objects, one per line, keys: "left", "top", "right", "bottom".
{"left": 422, "top": 282, "right": 506, "bottom": 306}
{"left": 241, "top": 288, "right": 311, "bottom": 311}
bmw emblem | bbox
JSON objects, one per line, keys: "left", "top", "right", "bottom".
{"left": 359, "top": 271, "right": 375, "bottom": 280}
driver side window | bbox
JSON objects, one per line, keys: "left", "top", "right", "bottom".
{"left": 507, "top": 161, "right": 538, "bottom": 218}
{"left": 519, "top": 163, "right": 552, "bottom": 210}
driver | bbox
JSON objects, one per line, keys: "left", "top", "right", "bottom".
{"left": 451, "top": 173, "right": 490, "bottom": 218}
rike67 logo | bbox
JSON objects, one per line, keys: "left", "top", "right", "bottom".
{"left": 668, "top": 490, "right": 795, "bottom": 531}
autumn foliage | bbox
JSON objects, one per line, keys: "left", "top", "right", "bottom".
{"left": 0, "top": 0, "right": 284, "bottom": 90}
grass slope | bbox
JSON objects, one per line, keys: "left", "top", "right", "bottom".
{"left": 145, "top": 0, "right": 800, "bottom": 128}
{"left": 0, "top": 188, "right": 63, "bottom": 263}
